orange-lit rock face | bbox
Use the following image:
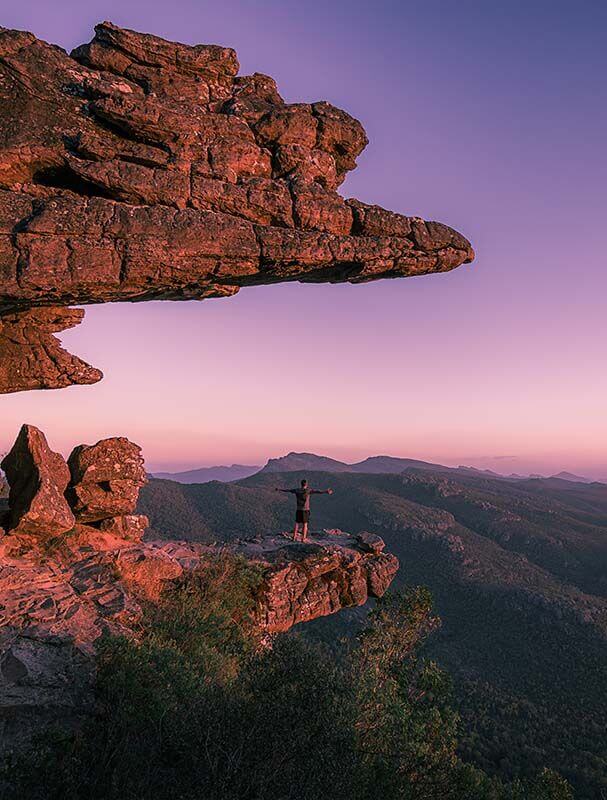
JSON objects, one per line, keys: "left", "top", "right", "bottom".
{"left": 0, "top": 22, "right": 474, "bottom": 393}
{"left": 0, "top": 425, "right": 398, "bottom": 753}
{"left": 1, "top": 424, "right": 75, "bottom": 538}
{"left": 66, "top": 437, "right": 147, "bottom": 523}
{"left": 0, "top": 529, "right": 397, "bottom": 752}
{"left": 239, "top": 534, "right": 398, "bottom": 633}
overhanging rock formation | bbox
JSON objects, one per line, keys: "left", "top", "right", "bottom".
{"left": 0, "top": 424, "right": 398, "bottom": 752}
{"left": 0, "top": 22, "right": 474, "bottom": 393}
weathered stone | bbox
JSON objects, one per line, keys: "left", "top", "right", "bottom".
{"left": 349, "top": 199, "right": 413, "bottom": 238}
{"left": 0, "top": 526, "right": 397, "bottom": 754}
{"left": 223, "top": 73, "right": 283, "bottom": 122}
{"left": 238, "top": 534, "right": 399, "bottom": 633}
{"left": 291, "top": 179, "right": 353, "bottom": 235}
{"left": 356, "top": 531, "right": 386, "bottom": 554}
{"left": 97, "top": 514, "right": 149, "bottom": 541}
{"left": 191, "top": 175, "right": 294, "bottom": 227}
{"left": 0, "top": 425, "right": 75, "bottom": 538}
{"left": 116, "top": 545, "right": 184, "bottom": 600}
{"left": 312, "top": 101, "right": 369, "bottom": 175}
{"left": 254, "top": 104, "right": 318, "bottom": 148}
{"left": 0, "top": 308, "right": 103, "bottom": 394}
{"left": 208, "top": 137, "right": 272, "bottom": 183}
{"left": 0, "top": 22, "right": 474, "bottom": 394}
{"left": 273, "top": 144, "right": 339, "bottom": 189}
{"left": 67, "top": 438, "right": 147, "bottom": 523}
{"left": 0, "top": 424, "right": 400, "bottom": 755}
{"left": 0, "top": 628, "right": 94, "bottom": 754}
{"left": 73, "top": 20, "right": 240, "bottom": 80}
{"left": 367, "top": 554, "right": 400, "bottom": 597}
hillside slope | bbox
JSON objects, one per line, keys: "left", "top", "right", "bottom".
{"left": 139, "top": 468, "right": 607, "bottom": 798}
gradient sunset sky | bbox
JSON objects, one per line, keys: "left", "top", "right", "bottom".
{"left": 1, "top": 0, "right": 606, "bottom": 478}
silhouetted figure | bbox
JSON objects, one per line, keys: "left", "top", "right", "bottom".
{"left": 276, "top": 479, "right": 333, "bottom": 541}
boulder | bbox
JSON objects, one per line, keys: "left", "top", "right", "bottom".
{"left": 367, "top": 554, "right": 400, "bottom": 597}
{"left": 67, "top": 438, "right": 147, "bottom": 523}
{"left": 0, "top": 424, "right": 75, "bottom": 538}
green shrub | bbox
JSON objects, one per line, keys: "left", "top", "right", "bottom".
{"left": 1, "top": 559, "right": 574, "bottom": 800}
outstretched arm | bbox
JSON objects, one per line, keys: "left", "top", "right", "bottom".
{"left": 275, "top": 488, "right": 294, "bottom": 493}
{"left": 311, "top": 488, "right": 334, "bottom": 495}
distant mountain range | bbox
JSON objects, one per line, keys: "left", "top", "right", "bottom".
{"left": 151, "top": 452, "right": 599, "bottom": 486}
{"left": 152, "top": 453, "right": 467, "bottom": 484}
{"left": 261, "top": 452, "right": 455, "bottom": 475}
{"left": 151, "top": 464, "right": 261, "bottom": 484}
{"left": 260, "top": 452, "right": 598, "bottom": 484}
{"left": 139, "top": 463, "right": 607, "bottom": 797}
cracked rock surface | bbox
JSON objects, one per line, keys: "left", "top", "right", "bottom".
{"left": 66, "top": 436, "right": 147, "bottom": 523}
{"left": 0, "top": 424, "right": 398, "bottom": 753}
{"left": 0, "top": 308, "right": 102, "bottom": 393}
{"left": 0, "top": 21, "right": 474, "bottom": 393}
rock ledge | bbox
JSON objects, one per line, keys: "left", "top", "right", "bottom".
{"left": 0, "top": 22, "right": 474, "bottom": 393}
{"left": 0, "top": 424, "right": 398, "bottom": 752}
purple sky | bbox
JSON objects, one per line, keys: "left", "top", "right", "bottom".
{"left": 1, "top": 0, "right": 606, "bottom": 478}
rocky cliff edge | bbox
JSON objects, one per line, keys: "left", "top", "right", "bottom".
{"left": 0, "top": 424, "right": 398, "bottom": 751}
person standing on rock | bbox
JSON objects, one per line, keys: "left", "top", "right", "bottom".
{"left": 276, "top": 479, "right": 333, "bottom": 542}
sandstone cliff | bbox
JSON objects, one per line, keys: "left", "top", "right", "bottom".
{"left": 0, "top": 22, "right": 474, "bottom": 393}
{"left": 0, "top": 424, "right": 397, "bottom": 753}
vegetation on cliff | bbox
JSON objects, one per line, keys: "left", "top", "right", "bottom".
{"left": 139, "top": 469, "right": 607, "bottom": 797}
{"left": 2, "top": 554, "right": 571, "bottom": 800}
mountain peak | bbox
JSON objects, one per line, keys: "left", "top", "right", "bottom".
{"left": 550, "top": 471, "right": 592, "bottom": 484}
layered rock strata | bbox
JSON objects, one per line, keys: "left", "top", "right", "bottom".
{"left": 234, "top": 532, "right": 397, "bottom": 633}
{"left": 0, "top": 22, "right": 474, "bottom": 392}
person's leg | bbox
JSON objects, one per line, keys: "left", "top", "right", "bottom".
{"left": 301, "top": 521, "right": 309, "bottom": 541}
{"left": 293, "top": 521, "right": 300, "bottom": 540}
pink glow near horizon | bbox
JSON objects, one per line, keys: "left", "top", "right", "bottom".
{"left": 1, "top": 1, "right": 606, "bottom": 480}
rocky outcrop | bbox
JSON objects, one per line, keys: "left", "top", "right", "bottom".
{"left": 0, "top": 424, "right": 398, "bottom": 754}
{"left": 66, "top": 437, "right": 147, "bottom": 522}
{"left": 0, "top": 308, "right": 104, "bottom": 392}
{"left": 1, "top": 425, "right": 75, "bottom": 538}
{"left": 235, "top": 532, "right": 397, "bottom": 633}
{"left": 0, "top": 22, "right": 474, "bottom": 393}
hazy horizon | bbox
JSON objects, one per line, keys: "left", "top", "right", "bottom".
{"left": 74, "top": 444, "right": 607, "bottom": 483}
{"left": 3, "top": 424, "right": 605, "bottom": 480}
{"left": 1, "top": 0, "right": 605, "bottom": 481}
{"left": 148, "top": 451, "right": 605, "bottom": 482}
{"left": 149, "top": 456, "right": 605, "bottom": 482}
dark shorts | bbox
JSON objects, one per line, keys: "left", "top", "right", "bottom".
{"left": 295, "top": 509, "right": 310, "bottom": 524}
